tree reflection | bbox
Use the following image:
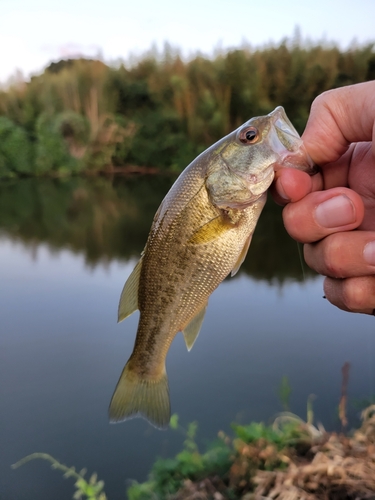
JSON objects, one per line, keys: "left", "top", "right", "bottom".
{"left": 0, "top": 176, "right": 316, "bottom": 282}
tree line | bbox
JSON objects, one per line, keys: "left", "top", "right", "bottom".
{"left": 0, "top": 39, "right": 374, "bottom": 178}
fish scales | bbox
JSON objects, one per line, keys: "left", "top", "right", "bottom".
{"left": 109, "top": 106, "right": 315, "bottom": 428}
{"left": 132, "top": 165, "right": 254, "bottom": 366}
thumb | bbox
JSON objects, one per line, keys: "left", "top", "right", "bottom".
{"left": 302, "top": 82, "right": 375, "bottom": 165}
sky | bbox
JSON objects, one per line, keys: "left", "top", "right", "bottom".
{"left": 1, "top": 0, "right": 374, "bottom": 83}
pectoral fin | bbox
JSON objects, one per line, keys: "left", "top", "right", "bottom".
{"left": 118, "top": 257, "right": 143, "bottom": 323}
{"left": 188, "top": 216, "right": 233, "bottom": 245}
{"left": 231, "top": 233, "right": 253, "bottom": 277}
{"left": 182, "top": 304, "right": 207, "bottom": 351}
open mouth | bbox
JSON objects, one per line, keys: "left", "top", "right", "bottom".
{"left": 269, "top": 107, "right": 303, "bottom": 152}
{"left": 268, "top": 107, "right": 316, "bottom": 174}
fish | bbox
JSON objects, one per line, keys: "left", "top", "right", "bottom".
{"left": 109, "top": 106, "right": 315, "bottom": 429}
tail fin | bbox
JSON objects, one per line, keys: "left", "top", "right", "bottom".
{"left": 109, "top": 363, "right": 171, "bottom": 429}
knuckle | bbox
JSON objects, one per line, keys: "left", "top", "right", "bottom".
{"left": 320, "top": 235, "right": 346, "bottom": 278}
{"left": 341, "top": 278, "right": 368, "bottom": 311}
{"left": 310, "top": 91, "right": 333, "bottom": 113}
{"left": 304, "top": 235, "right": 346, "bottom": 278}
{"left": 314, "top": 86, "right": 343, "bottom": 107}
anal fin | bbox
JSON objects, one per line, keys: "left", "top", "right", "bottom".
{"left": 182, "top": 304, "right": 207, "bottom": 351}
{"left": 118, "top": 257, "right": 143, "bottom": 323}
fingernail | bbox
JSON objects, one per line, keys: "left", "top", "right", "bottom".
{"left": 363, "top": 241, "right": 375, "bottom": 266}
{"left": 315, "top": 195, "right": 356, "bottom": 228}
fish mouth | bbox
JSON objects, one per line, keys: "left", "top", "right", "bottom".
{"left": 268, "top": 107, "right": 318, "bottom": 174}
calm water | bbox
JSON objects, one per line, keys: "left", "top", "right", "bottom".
{"left": 1, "top": 177, "right": 374, "bottom": 500}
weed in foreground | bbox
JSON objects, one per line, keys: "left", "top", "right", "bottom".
{"left": 11, "top": 453, "right": 107, "bottom": 500}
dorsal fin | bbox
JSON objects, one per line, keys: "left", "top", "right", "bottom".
{"left": 182, "top": 304, "right": 207, "bottom": 351}
{"left": 118, "top": 257, "right": 143, "bottom": 323}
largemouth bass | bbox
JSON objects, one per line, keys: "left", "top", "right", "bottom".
{"left": 109, "top": 107, "right": 315, "bottom": 428}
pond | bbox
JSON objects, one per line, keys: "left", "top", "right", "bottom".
{"left": 1, "top": 176, "right": 374, "bottom": 500}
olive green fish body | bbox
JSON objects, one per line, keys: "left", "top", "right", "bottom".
{"left": 109, "top": 107, "right": 315, "bottom": 428}
{"left": 133, "top": 169, "right": 266, "bottom": 368}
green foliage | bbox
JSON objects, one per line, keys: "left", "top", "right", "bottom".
{"left": 169, "top": 413, "right": 179, "bottom": 429}
{"left": 126, "top": 109, "right": 198, "bottom": 171}
{"left": 129, "top": 403, "right": 321, "bottom": 499}
{"left": 35, "top": 113, "right": 83, "bottom": 175}
{"left": 0, "top": 40, "right": 373, "bottom": 176}
{"left": 232, "top": 383, "right": 321, "bottom": 454}
{"left": 10, "top": 388, "right": 325, "bottom": 500}
{"left": 352, "top": 395, "right": 375, "bottom": 410}
{"left": 12, "top": 404, "right": 374, "bottom": 499}
{"left": 0, "top": 116, "right": 33, "bottom": 177}
{"left": 232, "top": 421, "right": 282, "bottom": 447}
{"left": 232, "top": 419, "right": 307, "bottom": 451}
{"left": 11, "top": 453, "right": 107, "bottom": 500}
{"left": 128, "top": 417, "right": 232, "bottom": 500}
{"left": 54, "top": 110, "right": 90, "bottom": 145}
{"left": 183, "top": 421, "right": 199, "bottom": 453}
{"left": 127, "top": 480, "right": 157, "bottom": 500}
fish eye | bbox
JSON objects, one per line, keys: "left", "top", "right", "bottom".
{"left": 239, "top": 126, "right": 259, "bottom": 144}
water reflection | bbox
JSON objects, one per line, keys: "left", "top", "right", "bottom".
{"left": 0, "top": 176, "right": 315, "bottom": 281}
{"left": 0, "top": 176, "right": 172, "bottom": 264}
{"left": 1, "top": 177, "right": 374, "bottom": 500}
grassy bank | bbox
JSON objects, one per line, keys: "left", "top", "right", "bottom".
{"left": 12, "top": 403, "right": 375, "bottom": 500}
{"left": 126, "top": 406, "right": 375, "bottom": 500}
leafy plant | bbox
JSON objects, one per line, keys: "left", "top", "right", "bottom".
{"left": 12, "top": 453, "right": 107, "bottom": 500}
{"left": 35, "top": 113, "right": 82, "bottom": 175}
{"left": 0, "top": 116, "right": 33, "bottom": 177}
{"left": 128, "top": 414, "right": 232, "bottom": 500}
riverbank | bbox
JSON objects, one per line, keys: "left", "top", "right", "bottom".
{"left": 11, "top": 405, "right": 375, "bottom": 500}
{"left": 128, "top": 407, "right": 375, "bottom": 500}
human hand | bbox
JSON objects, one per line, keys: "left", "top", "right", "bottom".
{"left": 271, "top": 81, "right": 375, "bottom": 315}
